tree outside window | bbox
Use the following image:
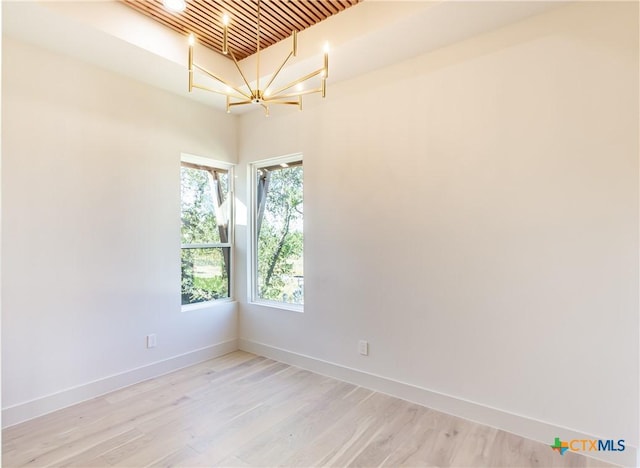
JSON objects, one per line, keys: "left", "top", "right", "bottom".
{"left": 253, "top": 158, "right": 304, "bottom": 307}
{"left": 181, "top": 158, "right": 232, "bottom": 306}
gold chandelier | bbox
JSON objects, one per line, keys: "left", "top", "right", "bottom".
{"left": 187, "top": 0, "right": 329, "bottom": 116}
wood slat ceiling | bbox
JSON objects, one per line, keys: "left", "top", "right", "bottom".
{"left": 122, "top": 0, "right": 360, "bottom": 60}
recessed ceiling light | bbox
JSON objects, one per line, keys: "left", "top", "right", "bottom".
{"left": 163, "top": 0, "right": 186, "bottom": 13}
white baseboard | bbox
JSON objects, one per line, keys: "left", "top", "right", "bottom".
{"left": 239, "top": 339, "right": 636, "bottom": 467}
{"left": 2, "top": 339, "right": 238, "bottom": 428}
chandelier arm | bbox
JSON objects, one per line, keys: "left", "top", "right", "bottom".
{"left": 263, "top": 51, "right": 294, "bottom": 95}
{"left": 229, "top": 100, "right": 253, "bottom": 107}
{"left": 192, "top": 83, "right": 245, "bottom": 99}
{"left": 262, "top": 100, "right": 299, "bottom": 106}
{"left": 193, "top": 63, "right": 252, "bottom": 100}
{"left": 268, "top": 68, "right": 325, "bottom": 98}
{"left": 266, "top": 87, "right": 323, "bottom": 101}
{"left": 227, "top": 49, "right": 255, "bottom": 99}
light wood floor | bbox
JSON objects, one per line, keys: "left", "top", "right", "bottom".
{"left": 3, "top": 351, "right": 612, "bottom": 467}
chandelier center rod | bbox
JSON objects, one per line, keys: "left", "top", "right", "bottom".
{"left": 256, "top": 0, "right": 261, "bottom": 93}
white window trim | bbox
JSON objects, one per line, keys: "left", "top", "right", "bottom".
{"left": 180, "top": 153, "right": 235, "bottom": 312}
{"left": 181, "top": 297, "right": 235, "bottom": 313}
{"left": 248, "top": 153, "right": 304, "bottom": 313}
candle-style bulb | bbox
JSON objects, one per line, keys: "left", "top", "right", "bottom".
{"left": 323, "top": 42, "right": 329, "bottom": 79}
{"left": 292, "top": 30, "right": 298, "bottom": 56}
{"left": 222, "top": 15, "right": 229, "bottom": 55}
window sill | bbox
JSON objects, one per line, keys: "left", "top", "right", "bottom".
{"left": 182, "top": 298, "right": 236, "bottom": 313}
{"left": 248, "top": 300, "right": 304, "bottom": 313}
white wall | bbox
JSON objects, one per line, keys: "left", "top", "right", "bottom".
{"left": 1, "top": 38, "right": 238, "bottom": 425}
{"left": 237, "top": 1, "right": 639, "bottom": 460}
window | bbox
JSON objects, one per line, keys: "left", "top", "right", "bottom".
{"left": 181, "top": 155, "right": 233, "bottom": 307}
{"left": 250, "top": 155, "right": 304, "bottom": 309}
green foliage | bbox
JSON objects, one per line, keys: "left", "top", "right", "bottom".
{"left": 181, "top": 247, "right": 229, "bottom": 305}
{"left": 257, "top": 165, "right": 304, "bottom": 303}
{"left": 180, "top": 167, "right": 229, "bottom": 305}
{"left": 181, "top": 167, "right": 220, "bottom": 244}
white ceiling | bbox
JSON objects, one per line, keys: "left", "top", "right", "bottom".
{"left": 2, "top": 0, "right": 564, "bottom": 114}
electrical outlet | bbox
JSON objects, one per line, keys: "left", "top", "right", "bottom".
{"left": 358, "top": 340, "right": 368, "bottom": 356}
{"left": 146, "top": 334, "right": 157, "bottom": 348}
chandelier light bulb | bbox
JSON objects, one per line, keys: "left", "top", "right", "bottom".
{"left": 188, "top": 33, "right": 195, "bottom": 46}
{"left": 222, "top": 14, "right": 229, "bottom": 54}
{"left": 323, "top": 42, "right": 329, "bottom": 79}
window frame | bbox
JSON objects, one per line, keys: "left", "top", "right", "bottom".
{"left": 248, "top": 153, "right": 304, "bottom": 313}
{"left": 180, "top": 153, "right": 235, "bottom": 311}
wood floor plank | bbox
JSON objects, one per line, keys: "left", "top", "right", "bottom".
{"left": 322, "top": 393, "right": 414, "bottom": 467}
{"left": 100, "top": 426, "right": 194, "bottom": 467}
{"left": 280, "top": 387, "right": 376, "bottom": 466}
{"left": 144, "top": 444, "right": 200, "bottom": 467}
{"left": 347, "top": 399, "right": 427, "bottom": 467}
{"left": 57, "top": 428, "right": 144, "bottom": 467}
{"left": 103, "top": 361, "right": 215, "bottom": 405}
{"left": 4, "top": 423, "right": 139, "bottom": 467}
{"left": 132, "top": 362, "right": 300, "bottom": 437}
{"left": 446, "top": 421, "right": 499, "bottom": 467}
{"left": 2, "top": 397, "right": 112, "bottom": 445}
{"left": 181, "top": 368, "right": 318, "bottom": 443}
{"left": 2, "top": 350, "right": 617, "bottom": 468}
{"left": 183, "top": 371, "right": 343, "bottom": 466}
{"left": 232, "top": 380, "right": 360, "bottom": 466}
{"left": 131, "top": 361, "right": 286, "bottom": 431}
